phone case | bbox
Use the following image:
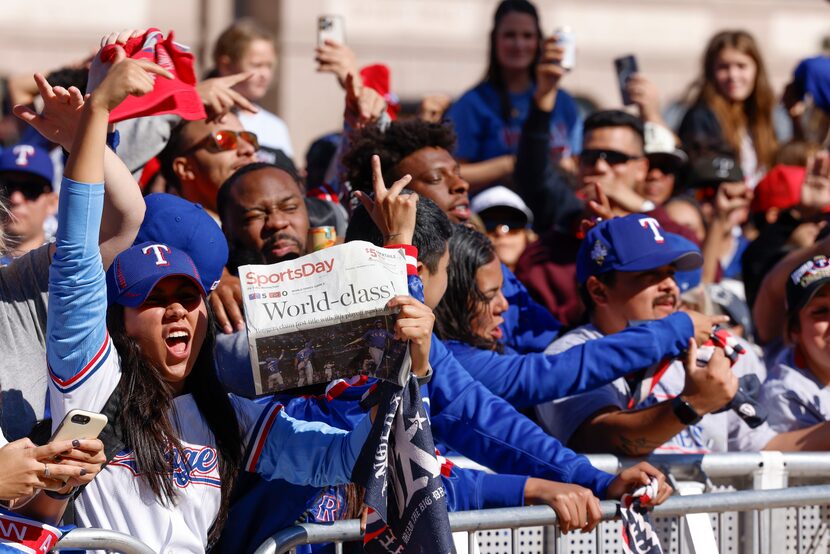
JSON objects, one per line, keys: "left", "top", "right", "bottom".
{"left": 50, "top": 409, "right": 108, "bottom": 443}
{"left": 614, "top": 55, "right": 639, "bottom": 106}
{"left": 318, "top": 15, "right": 345, "bottom": 46}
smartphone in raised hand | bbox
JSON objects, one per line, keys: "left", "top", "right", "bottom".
{"left": 318, "top": 15, "right": 345, "bottom": 46}
{"left": 614, "top": 55, "right": 639, "bottom": 106}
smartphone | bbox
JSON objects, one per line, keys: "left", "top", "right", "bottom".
{"left": 317, "top": 15, "right": 345, "bottom": 46}
{"left": 50, "top": 409, "right": 108, "bottom": 443}
{"left": 554, "top": 27, "right": 575, "bottom": 71}
{"left": 614, "top": 55, "right": 639, "bottom": 106}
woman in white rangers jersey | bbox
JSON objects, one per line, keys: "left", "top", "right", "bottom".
{"left": 44, "top": 47, "right": 435, "bottom": 552}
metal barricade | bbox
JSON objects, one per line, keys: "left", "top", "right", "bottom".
{"left": 253, "top": 485, "right": 830, "bottom": 554}
{"left": 54, "top": 528, "right": 155, "bottom": 553}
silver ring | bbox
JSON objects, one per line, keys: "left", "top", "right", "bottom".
{"left": 43, "top": 463, "right": 50, "bottom": 478}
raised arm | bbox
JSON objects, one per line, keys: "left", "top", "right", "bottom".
{"left": 45, "top": 53, "right": 172, "bottom": 382}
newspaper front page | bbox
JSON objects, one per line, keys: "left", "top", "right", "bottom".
{"left": 240, "top": 241, "right": 411, "bottom": 395}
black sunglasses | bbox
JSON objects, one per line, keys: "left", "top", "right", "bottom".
{"left": 0, "top": 176, "right": 51, "bottom": 201}
{"left": 579, "top": 149, "right": 642, "bottom": 166}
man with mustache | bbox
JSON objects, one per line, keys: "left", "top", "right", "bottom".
{"left": 535, "top": 215, "right": 760, "bottom": 456}
{"left": 536, "top": 215, "right": 830, "bottom": 456}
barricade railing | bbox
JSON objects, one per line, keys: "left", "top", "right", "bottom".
{"left": 253, "top": 484, "right": 830, "bottom": 554}
{"left": 54, "top": 528, "right": 155, "bottom": 553}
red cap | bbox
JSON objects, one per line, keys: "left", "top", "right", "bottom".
{"left": 750, "top": 165, "right": 805, "bottom": 213}
{"left": 359, "top": 64, "right": 399, "bottom": 120}
{"left": 100, "top": 29, "right": 206, "bottom": 124}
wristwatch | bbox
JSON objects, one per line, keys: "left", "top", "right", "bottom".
{"left": 671, "top": 396, "right": 702, "bottom": 425}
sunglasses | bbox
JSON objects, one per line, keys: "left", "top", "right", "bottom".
{"left": 483, "top": 220, "right": 527, "bottom": 235}
{"left": 579, "top": 149, "right": 642, "bottom": 166}
{"left": 185, "top": 130, "right": 259, "bottom": 154}
{"left": 0, "top": 177, "right": 51, "bottom": 201}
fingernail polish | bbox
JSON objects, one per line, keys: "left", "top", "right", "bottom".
{"left": 80, "top": 469, "right": 88, "bottom": 476}
{"left": 72, "top": 439, "right": 80, "bottom": 448}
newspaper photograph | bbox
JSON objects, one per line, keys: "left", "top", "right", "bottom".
{"left": 239, "top": 241, "right": 412, "bottom": 395}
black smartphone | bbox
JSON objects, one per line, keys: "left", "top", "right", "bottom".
{"left": 614, "top": 55, "right": 639, "bottom": 106}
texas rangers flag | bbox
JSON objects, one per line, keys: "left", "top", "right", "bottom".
{"left": 352, "top": 377, "right": 454, "bottom": 554}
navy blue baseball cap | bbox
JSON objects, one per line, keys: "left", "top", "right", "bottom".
{"left": 0, "top": 144, "right": 54, "bottom": 188}
{"left": 576, "top": 214, "right": 703, "bottom": 284}
{"left": 106, "top": 241, "right": 206, "bottom": 307}
{"left": 134, "top": 193, "right": 228, "bottom": 293}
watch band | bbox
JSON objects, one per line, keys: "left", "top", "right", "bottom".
{"left": 671, "top": 396, "right": 702, "bottom": 425}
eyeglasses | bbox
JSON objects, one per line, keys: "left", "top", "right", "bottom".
{"left": 579, "top": 149, "right": 642, "bottom": 167}
{"left": 184, "top": 130, "right": 259, "bottom": 154}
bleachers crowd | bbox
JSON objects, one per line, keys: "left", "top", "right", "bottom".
{"left": 0, "top": 0, "right": 829, "bottom": 552}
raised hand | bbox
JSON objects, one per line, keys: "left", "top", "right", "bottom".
{"left": 625, "top": 74, "right": 662, "bottom": 123}
{"left": 87, "top": 29, "right": 146, "bottom": 94}
{"left": 89, "top": 50, "right": 173, "bottom": 113}
{"left": 196, "top": 72, "right": 258, "bottom": 122}
{"left": 315, "top": 39, "right": 359, "bottom": 88}
{"left": 13, "top": 74, "right": 85, "bottom": 151}
{"left": 354, "top": 154, "right": 417, "bottom": 246}
{"left": 800, "top": 150, "right": 830, "bottom": 215}
{"left": 344, "top": 73, "right": 387, "bottom": 129}
{"left": 534, "top": 36, "right": 568, "bottom": 111}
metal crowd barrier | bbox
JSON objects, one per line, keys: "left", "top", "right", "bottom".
{"left": 253, "top": 485, "right": 830, "bottom": 554}
{"left": 54, "top": 528, "right": 155, "bottom": 553}
{"left": 254, "top": 452, "right": 830, "bottom": 554}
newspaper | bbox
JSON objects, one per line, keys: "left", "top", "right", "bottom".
{"left": 240, "top": 241, "right": 412, "bottom": 395}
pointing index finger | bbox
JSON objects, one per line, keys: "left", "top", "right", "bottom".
{"left": 133, "top": 59, "right": 174, "bottom": 80}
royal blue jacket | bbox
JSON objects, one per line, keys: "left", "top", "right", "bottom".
{"left": 445, "top": 311, "right": 694, "bottom": 409}
{"left": 500, "top": 264, "right": 560, "bottom": 353}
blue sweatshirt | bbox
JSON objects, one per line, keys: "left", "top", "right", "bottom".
{"left": 500, "top": 264, "right": 560, "bottom": 353}
{"left": 445, "top": 311, "right": 694, "bottom": 408}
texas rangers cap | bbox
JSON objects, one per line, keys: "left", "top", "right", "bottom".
{"left": 0, "top": 144, "right": 54, "bottom": 188}
{"left": 135, "top": 193, "right": 227, "bottom": 293}
{"left": 786, "top": 255, "right": 830, "bottom": 313}
{"left": 576, "top": 214, "right": 703, "bottom": 284}
{"left": 106, "top": 241, "right": 206, "bottom": 307}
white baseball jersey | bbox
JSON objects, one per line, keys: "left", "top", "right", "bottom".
{"left": 46, "top": 179, "right": 370, "bottom": 553}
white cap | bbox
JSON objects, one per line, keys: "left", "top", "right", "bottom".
{"left": 644, "top": 122, "right": 687, "bottom": 164}
{"left": 471, "top": 186, "right": 534, "bottom": 226}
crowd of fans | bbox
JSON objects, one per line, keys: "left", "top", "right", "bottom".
{"left": 0, "top": 0, "right": 829, "bottom": 551}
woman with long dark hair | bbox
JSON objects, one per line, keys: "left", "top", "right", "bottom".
{"left": 446, "top": 0, "right": 581, "bottom": 191}
{"left": 679, "top": 30, "right": 779, "bottom": 187}
{"left": 45, "top": 51, "right": 434, "bottom": 553}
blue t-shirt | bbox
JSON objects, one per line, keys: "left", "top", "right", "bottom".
{"left": 446, "top": 81, "right": 582, "bottom": 164}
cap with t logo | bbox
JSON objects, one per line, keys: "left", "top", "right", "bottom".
{"left": 576, "top": 214, "right": 703, "bottom": 284}
{"left": 106, "top": 241, "right": 206, "bottom": 307}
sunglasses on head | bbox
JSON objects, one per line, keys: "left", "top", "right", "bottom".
{"left": 185, "top": 130, "right": 259, "bottom": 154}
{"left": 579, "top": 149, "right": 641, "bottom": 166}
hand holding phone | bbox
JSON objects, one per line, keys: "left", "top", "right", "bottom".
{"left": 614, "top": 55, "right": 639, "bottom": 106}
{"left": 50, "top": 410, "right": 108, "bottom": 443}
